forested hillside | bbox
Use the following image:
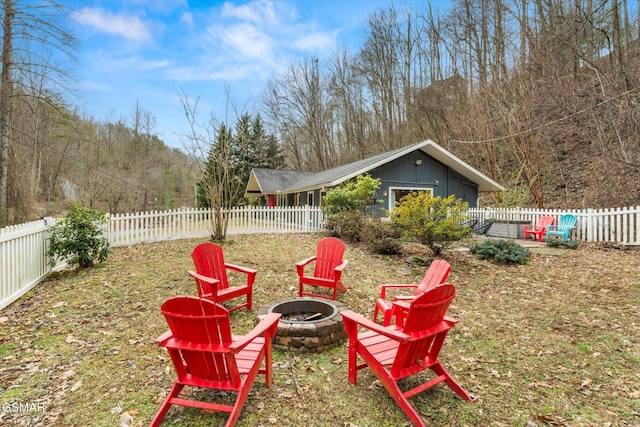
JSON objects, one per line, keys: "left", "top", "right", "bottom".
{"left": 263, "top": 1, "right": 640, "bottom": 210}
{"left": 2, "top": 1, "right": 639, "bottom": 227}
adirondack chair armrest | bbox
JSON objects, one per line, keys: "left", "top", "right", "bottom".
{"left": 391, "top": 300, "right": 459, "bottom": 328}
{"left": 229, "top": 313, "right": 282, "bottom": 352}
{"left": 225, "top": 263, "right": 257, "bottom": 276}
{"left": 225, "top": 263, "right": 258, "bottom": 286}
{"left": 379, "top": 284, "right": 418, "bottom": 299}
{"left": 443, "top": 315, "right": 458, "bottom": 324}
{"left": 416, "top": 319, "right": 456, "bottom": 338}
{"left": 187, "top": 270, "right": 220, "bottom": 298}
{"left": 393, "top": 295, "right": 415, "bottom": 301}
{"left": 296, "top": 256, "right": 317, "bottom": 275}
{"left": 341, "top": 310, "right": 409, "bottom": 341}
{"left": 163, "top": 337, "right": 229, "bottom": 353}
{"left": 154, "top": 330, "right": 173, "bottom": 346}
{"left": 333, "top": 259, "right": 348, "bottom": 281}
{"left": 187, "top": 270, "right": 220, "bottom": 286}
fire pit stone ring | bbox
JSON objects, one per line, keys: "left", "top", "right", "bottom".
{"left": 256, "top": 297, "right": 348, "bottom": 353}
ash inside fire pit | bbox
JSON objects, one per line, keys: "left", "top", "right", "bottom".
{"left": 257, "top": 297, "right": 347, "bottom": 353}
{"left": 282, "top": 311, "right": 327, "bottom": 322}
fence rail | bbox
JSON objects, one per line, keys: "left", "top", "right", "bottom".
{"left": 2, "top": 205, "right": 640, "bottom": 310}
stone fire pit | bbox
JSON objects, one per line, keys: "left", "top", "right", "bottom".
{"left": 256, "top": 297, "right": 348, "bottom": 353}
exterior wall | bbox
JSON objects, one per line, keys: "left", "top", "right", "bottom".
{"left": 261, "top": 150, "right": 480, "bottom": 214}
{"left": 370, "top": 151, "right": 479, "bottom": 216}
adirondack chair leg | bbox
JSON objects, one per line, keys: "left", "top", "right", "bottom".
{"left": 344, "top": 327, "right": 360, "bottom": 385}
{"left": 430, "top": 361, "right": 473, "bottom": 401}
{"left": 149, "top": 382, "right": 184, "bottom": 427}
{"left": 382, "top": 308, "right": 394, "bottom": 326}
{"left": 226, "top": 375, "right": 259, "bottom": 427}
{"left": 376, "top": 370, "right": 427, "bottom": 427}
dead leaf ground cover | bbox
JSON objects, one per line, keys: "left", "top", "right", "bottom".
{"left": 1, "top": 233, "right": 639, "bottom": 426}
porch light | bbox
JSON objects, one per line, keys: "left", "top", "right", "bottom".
{"left": 415, "top": 159, "right": 423, "bottom": 165}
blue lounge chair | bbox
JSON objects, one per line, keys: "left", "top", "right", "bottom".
{"left": 546, "top": 214, "right": 577, "bottom": 240}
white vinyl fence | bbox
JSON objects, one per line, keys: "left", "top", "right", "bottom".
{"left": 0, "top": 206, "right": 323, "bottom": 310}
{"left": 2, "top": 204, "right": 640, "bottom": 311}
{"left": 107, "top": 206, "right": 324, "bottom": 246}
{"left": 468, "top": 206, "right": 640, "bottom": 245}
{"left": 0, "top": 218, "right": 54, "bottom": 311}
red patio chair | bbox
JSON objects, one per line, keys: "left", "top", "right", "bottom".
{"left": 342, "top": 283, "right": 472, "bottom": 427}
{"left": 150, "top": 296, "right": 281, "bottom": 427}
{"left": 296, "top": 237, "right": 348, "bottom": 300}
{"left": 373, "top": 259, "right": 451, "bottom": 325}
{"left": 188, "top": 242, "right": 256, "bottom": 312}
{"left": 523, "top": 215, "right": 555, "bottom": 241}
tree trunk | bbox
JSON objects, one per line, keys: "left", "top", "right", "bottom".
{"left": 0, "top": 0, "right": 14, "bottom": 226}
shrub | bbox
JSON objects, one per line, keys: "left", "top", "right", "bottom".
{"left": 546, "top": 238, "right": 579, "bottom": 249}
{"left": 46, "top": 203, "right": 112, "bottom": 268}
{"left": 325, "top": 210, "right": 365, "bottom": 242}
{"left": 322, "top": 174, "right": 381, "bottom": 216}
{"left": 360, "top": 219, "right": 402, "bottom": 255}
{"left": 470, "top": 239, "right": 531, "bottom": 264}
{"left": 390, "top": 192, "right": 471, "bottom": 256}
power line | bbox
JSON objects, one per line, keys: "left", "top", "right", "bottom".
{"left": 448, "top": 86, "right": 640, "bottom": 145}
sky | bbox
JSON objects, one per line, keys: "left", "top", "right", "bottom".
{"left": 65, "top": 0, "right": 402, "bottom": 149}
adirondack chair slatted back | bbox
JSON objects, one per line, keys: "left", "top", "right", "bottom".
{"left": 192, "top": 243, "right": 230, "bottom": 292}
{"left": 402, "top": 283, "right": 455, "bottom": 334}
{"left": 414, "top": 260, "right": 451, "bottom": 295}
{"left": 391, "top": 284, "right": 456, "bottom": 378}
{"left": 538, "top": 216, "right": 555, "bottom": 229}
{"left": 548, "top": 214, "right": 577, "bottom": 240}
{"left": 161, "top": 297, "right": 240, "bottom": 386}
{"left": 557, "top": 214, "right": 577, "bottom": 231}
{"left": 524, "top": 215, "right": 555, "bottom": 241}
{"left": 313, "top": 237, "right": 345, "bottom": 280}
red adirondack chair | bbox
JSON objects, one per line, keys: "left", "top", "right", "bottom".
{"left": 150, "top": 296, "right": 281, "bottom": 427}
{"left": 296, "top": 237, "right": 348, "bottom": 300}
{"left": 342, "top": 284, "right": 472, "bottom": 427}
{"left": 373, "top": 259, "right": 451, "bottom": 326}
{"left": 523, "top": 215, "right": 555, "bottom": 241}
{"left": 188, "top": 242, "right": 257, "bottom": 312}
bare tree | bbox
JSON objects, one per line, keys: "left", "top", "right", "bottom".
{"left": 179, "top": 88, "right": 253, "bottom": 241}
{"left": 0, "top": 0, "right": 76, "bottom": 226}
{"left": 264, "top": 57, "right": 334, "bottom": 171}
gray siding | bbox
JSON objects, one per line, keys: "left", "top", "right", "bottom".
{"left": 370, "top": 152, "right": 478, "bottom": 215}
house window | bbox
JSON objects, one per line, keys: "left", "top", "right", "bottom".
{"left": 389, "top": 187, "right": 434, "bottom": 212}
{"left": 307, "top": 192, "right": 314, "bottom": 206}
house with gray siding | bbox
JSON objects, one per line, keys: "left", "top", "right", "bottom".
{"left": 245, "top": 140, "right": 504, "bottom": 214}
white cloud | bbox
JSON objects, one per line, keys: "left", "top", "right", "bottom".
{"left": 221, "top": 0, "right": 279, "bottom": 27}
{"left": 217, "top": 23, "right": 274, "bottom": 60}
{"left": 72, "top": 7, "right": 153, "bottom": 42}
{"left": 292, "top": 31, "right": 337, "bottom": 52}
{"left": 180, "top": 12, "right": 194, "bottom": 26}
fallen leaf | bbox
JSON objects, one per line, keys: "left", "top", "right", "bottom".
{"left": 70, "top": 380, "right": 82, "bottom": 392}
{"left": 119, "top": 411, "right": 134, "bottom": 427}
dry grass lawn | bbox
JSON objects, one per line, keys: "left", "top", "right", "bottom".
{"left": 1, "top": 233, "right": 639, "bottom": 426}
